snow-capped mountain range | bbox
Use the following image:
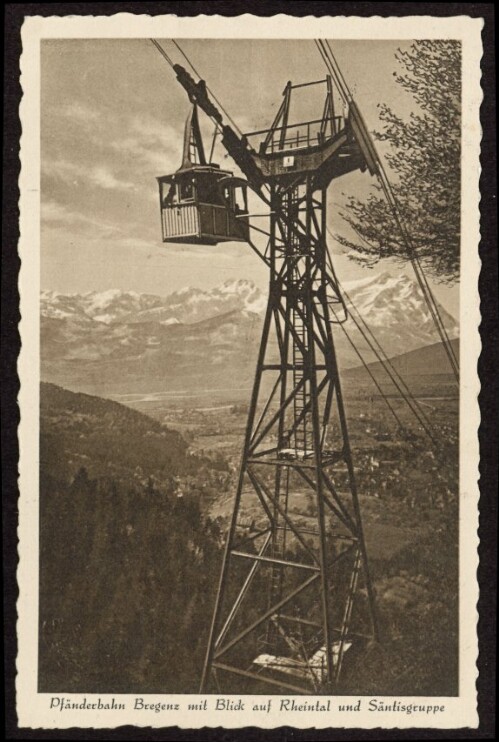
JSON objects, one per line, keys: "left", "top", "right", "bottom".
{"left": 41, "top": 279, "right": 267, "bottom": 326}
{"left": 40, "top": 273, "right": 458, "bottom": 397}
{"left": 336, "top": 271, "right": 458, "bottom": 348}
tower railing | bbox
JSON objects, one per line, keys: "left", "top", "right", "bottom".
{"left": 244, "top": 116, "right": 346, "bottom": 154}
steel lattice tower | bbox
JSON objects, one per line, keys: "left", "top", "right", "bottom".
{"left": 164, "top": 65, "right": 381, "bottom": 694}
{"left": 199, "top": 177, "right": 378, "bottom": 695}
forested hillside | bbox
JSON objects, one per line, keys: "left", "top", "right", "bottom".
{"left": 39, "top": 383, "right": 226, "bottom": 692}
{"left": 42, "top": 382, "right": 189, "bottom": 487}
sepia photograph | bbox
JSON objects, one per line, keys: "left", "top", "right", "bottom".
{"left": 15, "top": 12, "right": 483, "bottom": 730}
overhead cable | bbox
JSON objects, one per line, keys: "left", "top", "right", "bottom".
{"left": 170, "top": 39, "right": 244, "bottom": 137}
{"left": 315, "top": 38, "right": 459, "bottom": 383}
{"left": 324, "top": 234, "right": 435, "bottom": 435}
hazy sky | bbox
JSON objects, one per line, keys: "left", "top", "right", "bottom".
{"left": 41, "top": 38, "right": 459, "bottom": 315}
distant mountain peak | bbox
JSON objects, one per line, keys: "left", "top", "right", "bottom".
{"left": 344, "top": 270, "right": 410, "bottom": 291}
{"left": 41, "top": 270, "right": 458, "bottom": 397}
{"left": 342, "top": 271, "right": 458, "bottom": 338}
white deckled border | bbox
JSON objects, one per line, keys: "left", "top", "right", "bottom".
{"left": 17, "top": 12, "right": 483, "bottom": 730}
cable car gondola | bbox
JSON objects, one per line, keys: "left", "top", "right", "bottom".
{"left": 157, "top": 105, "right": 249, "bottom": 245}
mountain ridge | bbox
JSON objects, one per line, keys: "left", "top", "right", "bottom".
{"left": 346, "top": 336, "right": 460, "bottom": 379}
{"left": 41, "top": 273, "right": 459, "bottom": 397}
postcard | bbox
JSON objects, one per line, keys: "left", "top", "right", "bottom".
{"left": 17, "top": 12, "right": 482, "bottom": 729}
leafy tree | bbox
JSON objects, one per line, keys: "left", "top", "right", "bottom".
{"left": 338, "top": 40, "right": 461, "bottom": 284}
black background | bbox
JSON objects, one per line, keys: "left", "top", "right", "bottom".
{"left": 2, "top": 3, "right": 496, "bottom": 739}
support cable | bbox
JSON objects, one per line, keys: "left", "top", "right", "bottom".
{"left": 150, "top": 38, "right": 175, "bottom": 68}
{"left": 330, "top": 300, "right": 437, "bottom": 446}
{"left": 149, "top": 39, "right": 223, "bottom": 133}
{"left": 315, "top": 40, "right": 349, "bottom": 106}
{"left": 328, "top": 304, "right": 410, "bottom": 437}
{"left": 171, "top": 39, "right": 244, "bottom": 137}
{"left": 325, "top": 266, "right": 437, "bottom": 442}
{"left": 324, "top": 235, "right": 435, "bottom": 435}
{"left": 340, "top": 282, "right": 435, "bottom": 434}
{"left": 323, "top": 37, "right": 459, "bottom": 379}
{"left": 375, "top": 166, "right": 459, "bottom": 379}
{"left": 315, "top": 39, "right": 459, "bottom": 383}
